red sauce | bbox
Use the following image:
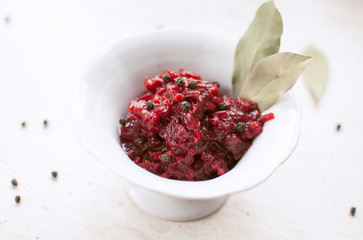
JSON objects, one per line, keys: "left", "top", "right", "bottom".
{"left": 120, "top": 69, "right": 274, "bottom": 181}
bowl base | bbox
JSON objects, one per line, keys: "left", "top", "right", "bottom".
{"left": 125, "top": 182, "right": 229, "bottom": 221}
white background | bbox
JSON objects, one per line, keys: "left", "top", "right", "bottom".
{"left": 0, "top": 0, "right": 362, "bottom": 239}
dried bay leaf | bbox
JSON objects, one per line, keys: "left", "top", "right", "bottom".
{"left": 242, "top": 52, "right": 312, "bottom": 112}
{"left": 232, "top": 1, "right": 283, "bottom": 98}
{"left": 232, "top": 1, "right": 311, "bottom": 111}
{"left": 302, "top": 45, "right": 329, "bottom": 104}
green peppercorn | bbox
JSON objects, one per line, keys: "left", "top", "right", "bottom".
{"left": 188, "top": 80, "right": 198, "bottom": 89}
{"left": 180, "top": 101, "right": 191, "bottom": 112}
{"left": 146, "top": 101, "right": 154, "bottom": 110}
{"left": 162, "top": 72, "right": 171, "bottom": 82}
{"left": 218, "top": 102, "right": 228, "bottom": 111}
{"left": 119, "top": 118, "right": 126, "bottom": 126}
{"left": 176, "top": 77, "right": 185, "bottom": 87}
{"left": 161, "top": 154, "right": 171, "bottom": 163}
{"left": 236, "top": 122, "right": 246, "bottom": 132}
{"left": 212, "top": 82, "right": 220, "bottom": 88}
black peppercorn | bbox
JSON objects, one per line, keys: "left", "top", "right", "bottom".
{"left": 21, "top": 121, "right": 26, "bottom": 128}
{"left": 15, "top": 195, "right": 21, "bottom": 204}
{"left": 161, "top": 154, "right": 171, "bottom": 163}
{"left": 336, "top": 124, "right": 341, "bottom": 132}
{"left": 176, "top": 77, "right": 185, "bottom": 87}
{"left": 180, "top": 101, "right": 191, "bottom": 112}
{"left": 119, "top": 118, "right": 126, "bottom": 126}
{"left": 11, "top": 178, "right": 18, "bottom": 187}
{"left": 236, "top": 122, "right": 246, "bottom": 132}
{"left": 43, "top": 120, "right": 48, "bottom": 128}
{"left": 218, "top": 102, "right": 228, "bottom": 111}
{"left": 51, "top": 171, "right": 58, "bottom": 178}
{"left": 146, "top": 101, "right": 154, "bottom": 110}
{"left": 212, "top": 82, "right": 220, "bottom": 88}
{"left": 162, "top": 72, "right": 171, "bottom": 82}
{"left": 188, "top": 80, "right": 198, "bottom": 89}
{"left": 350, "top": 207, "right": 356, "bottom": 217}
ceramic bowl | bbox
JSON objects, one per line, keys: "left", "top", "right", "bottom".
{"left": 68, "top": 29, "right": 301, "bottom": 221}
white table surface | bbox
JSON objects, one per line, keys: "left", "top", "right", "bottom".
{"left": 1, "top": 0, "right": 362, "bottom": 239}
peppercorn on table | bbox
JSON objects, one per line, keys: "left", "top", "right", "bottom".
{"left": 0, "top": 0, "right": 362, "bottom": 239}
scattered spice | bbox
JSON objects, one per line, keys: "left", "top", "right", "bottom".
{"left": 236, "top": 122, "right": 246, "bottom": 132}
{"left": 4, "top": 16, "right": 10, "bottom": 23}
{"left": 188, "top": 80, "right": 198, "bottom": 89}
{"left": 176, "top": 77, "right": 185, "bottom": 87}
{"left": 51, "top": 171, "right": 58, "bottom": 178}
{"left": 43, "top": 120, "right": 48, "bottom": 128}
{"left": 180, "top": 101, "right": 191, "bottom": 112}
{"left": 350, "top": 207, "right": 356, "bottom": 217}
{"left": 218, "top": 102, "right": 228, "bottom": 111}
{"left": 119, "top": 118, "right": 126, "bottom": 126}
{"left": 15, "top": 195, "right": 21, "bottom": 204}
{"left": 21, "top": 121, "right": 26, "bottom": 128}
{"left": 336, "top": 124, "right": 341, "bottom": 132}
{"left": 146, "top": 101, "right": 154, "bottom": 110}
{"left": 162, "top": 72, "right": 171, "bottom": 82}
{"left": 11, "top": 178, "right": 18, "bottom": 187}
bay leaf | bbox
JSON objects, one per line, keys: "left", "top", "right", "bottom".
{"left": 302, "top": 45, "right": 329, "bottom": 104}
{"left": 232, "top": 1, "right": 283, "bottom": 98}
{"left": 242, "top": 52, "right": 312, "bottom": 112}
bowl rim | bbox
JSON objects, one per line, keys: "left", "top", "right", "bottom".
{"left": 68, "top": 28, "right": 301, "bottom": 200}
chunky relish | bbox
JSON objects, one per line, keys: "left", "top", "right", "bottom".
{"left": 120, "top": 69, "right": 274, "bottom": 181}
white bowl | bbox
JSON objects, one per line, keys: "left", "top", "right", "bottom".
{"left": 68, "top": 29, "right": 301, "bottom": 221}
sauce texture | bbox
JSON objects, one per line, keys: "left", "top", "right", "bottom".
{"left": 120, "top": 69, "right": 274, "bottom": 181}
